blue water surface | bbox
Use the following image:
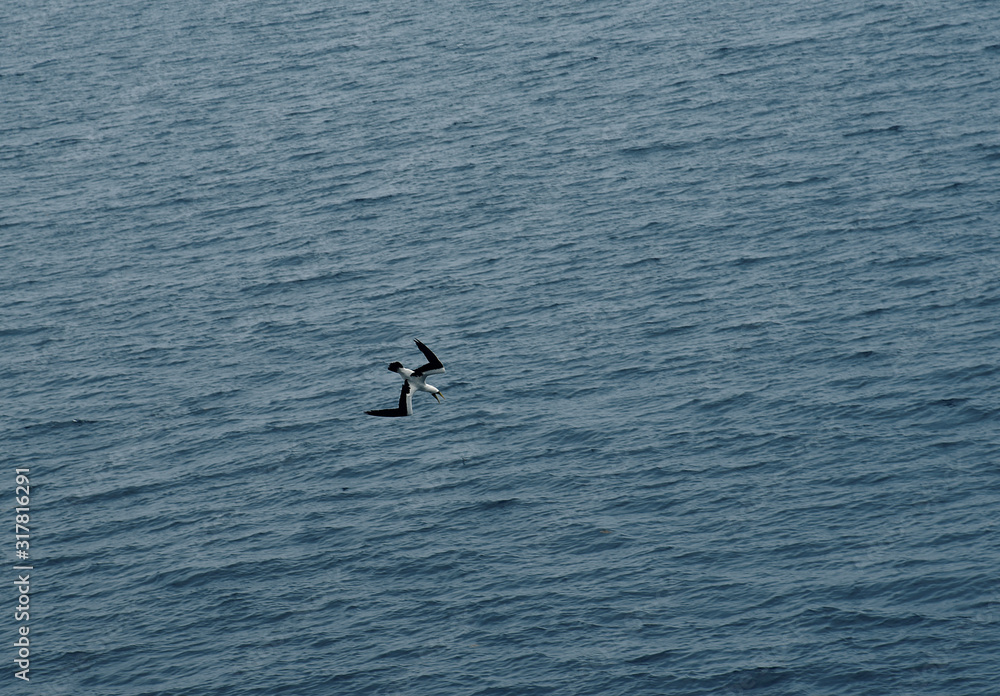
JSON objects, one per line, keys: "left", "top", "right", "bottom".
{"left": 3, "top": 0, "right": 999, "bottom": 694}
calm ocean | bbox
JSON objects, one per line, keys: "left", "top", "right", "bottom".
{"left": 3, "top": 0, "right": 999, "bottom": 694}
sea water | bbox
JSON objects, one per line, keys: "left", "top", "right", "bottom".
{"left": 2, "top": 0, "right": 999, "bottom": 694}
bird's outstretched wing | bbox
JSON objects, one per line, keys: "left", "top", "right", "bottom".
{"left": 412, "top": 339, "right": 445, "bottom": 377}
{"left": 365, "top": 381, "right": 413, "bottom": 417}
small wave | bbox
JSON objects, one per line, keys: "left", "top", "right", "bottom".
{"left": 843, "top": 124, "right": 904, "bottom": 137}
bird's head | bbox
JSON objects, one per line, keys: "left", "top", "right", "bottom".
{"left": 387, "top": 361, "right": 403, "bottom": 372}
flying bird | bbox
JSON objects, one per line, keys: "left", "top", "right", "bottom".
{"left": 365, "top": 339, "right": 446, "bottom": 417}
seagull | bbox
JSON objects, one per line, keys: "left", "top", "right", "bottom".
{"left": 365, "top": 339, "right": 446, "bottom": 417}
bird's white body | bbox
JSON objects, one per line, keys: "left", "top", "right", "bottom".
{"left": 392, "top": 366, "right": 442, "bottom": 397}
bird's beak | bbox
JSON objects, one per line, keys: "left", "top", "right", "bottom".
{"left": 433, "top": 391, "right": 444, "bottom": 403}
